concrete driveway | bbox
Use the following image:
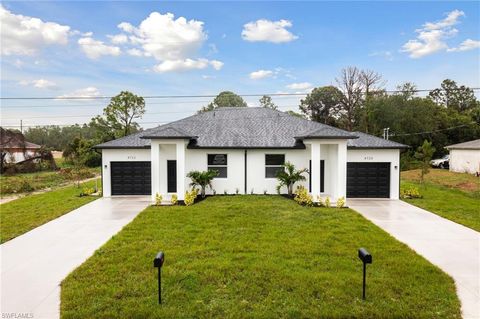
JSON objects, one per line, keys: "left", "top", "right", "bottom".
{"left": 1, "top": 196, "right": 150, "bottom": 319}
{"left": 349, "top": 199, "right": 480, "bottom": 319}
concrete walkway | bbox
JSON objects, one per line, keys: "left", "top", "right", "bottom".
{"left": 1, "top": 196, "right": 150, "bottom": 319}
{"left": 349, "top": 199, "right": 480, "bottom": 319}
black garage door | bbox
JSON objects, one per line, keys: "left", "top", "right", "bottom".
{"left": 347, "top": 162, "right": 390, "bottom": 198}
{"left": 111, "top": 161, "right": 151, "bottom": 195}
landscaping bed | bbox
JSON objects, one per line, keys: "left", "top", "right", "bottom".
{"left": 61, "top": 196, "right": 460, "bottom": 318}
{"left": 0, "top": 179, "right": 101, "bottom": 243}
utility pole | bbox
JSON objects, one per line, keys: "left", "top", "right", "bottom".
{"left": 20, "top": 120, "right": 23, "bottom": 134}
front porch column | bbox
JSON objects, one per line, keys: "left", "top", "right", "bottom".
{"left": 176, "top": 141, "right": 186, "bottom": 200}
{"left": 151, "top": 140, "right": 160, "bottom": 201}
{"left": 311, "top": 142, "right": 321, "bottom": 199}
{"left": 336, "top": 141, "right": 347, "bottom": 201}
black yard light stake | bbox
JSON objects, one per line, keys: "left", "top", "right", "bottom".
{"left": 153, "top": 251, "right": 165, "bottom": 304}
{"left": 358, "top": 248, "right": 372, "bottom": 300}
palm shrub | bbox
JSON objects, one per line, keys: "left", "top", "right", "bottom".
{"left": 187, "top": 170, "right": 218, "bottom": 198}
{"left": 275, "top": 161, "right": 308, "bottom": 196}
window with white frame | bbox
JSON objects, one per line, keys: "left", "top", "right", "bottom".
{"left": 265, "top": 154, "right": 285, "bottom": 178}
{"left": 208, "top": 154, "right": 227, "bottom": 178}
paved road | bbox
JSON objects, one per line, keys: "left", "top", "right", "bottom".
{"left": 349, "top": 199, "right": 480, "bottom": 319}
{"left": 1, "top": 196, "right": 150, "bottom": 319}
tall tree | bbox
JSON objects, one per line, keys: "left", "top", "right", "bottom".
{"left": 299, "top": 86, "right": 343, "bottom": 125}
{"left": 429, "top": 79, "right": 478, "bottom": 111}
{"left": 199, "top": 91, "right": 247, "bottom": 113}
{"left": 356, "top": 69, "right": 386, "bottom": 133}
{"left": 395, "top": 82, "right": 418, "bottom": 100}
{"left": 90, "top": 91, "right": 145, "bottom": 140}
{"left": 259, "top": 95, "right": 277, "bottom": 110}
{"left": 336, "top": 66, "right": 364, "bottom": 131}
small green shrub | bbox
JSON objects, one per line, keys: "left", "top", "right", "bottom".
{"left": 171, "top": 194, "right": 178, "bottom": 205}
{"left": 401, "top": 186, "right": 423, "bottom": 199}
{"left": 336, "top": 196, "right": 346, "bottom": 208}
{"left": 324, "top": 197, "right": 331, "bottom": 208}
{"left": 19, "top": 179, "right": 35, "bottom": 193}
{"left": 79, "top": 187, "right": 95, "bottom": 197}
{"left": 185, "top": 189, "right": 198, "bottom": 206}
{"left": 293, "top": 186, "right": 313, "bottom": 206}
{"left": 155, "top": 193, "right": 163, "bottom": 206}
{"left": 316, "top": 196, "right": 324, "bottom": 207}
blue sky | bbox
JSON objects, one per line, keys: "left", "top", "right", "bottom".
{"left": 1, "top": 1, "right": 479, "bottom": 129}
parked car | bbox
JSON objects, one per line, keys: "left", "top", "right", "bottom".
{"left": 430, "top": 154, "right": 450, "bottom": 169}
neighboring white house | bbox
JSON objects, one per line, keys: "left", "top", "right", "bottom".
{"left": 445, "top": 139, "right": 480, "bottom": 175}
{"left": 95, "top": 107, "right": 407, "bottom": 204}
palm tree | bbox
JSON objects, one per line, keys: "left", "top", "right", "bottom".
{"left": 276, "top": 162, "right": 308, "bottom": 196}
{"left": 187, "top": 170, "right": 218, "bottom": 198}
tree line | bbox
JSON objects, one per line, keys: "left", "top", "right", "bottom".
{"left": 21, "top": 67, "right": 479, "bottom": 168}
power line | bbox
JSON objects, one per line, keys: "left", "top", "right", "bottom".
{"left": 391, "top": 122, "right": 479, "bottom": 137}
{"left": 2, "top": 87, "right": 479, "bottom": 100}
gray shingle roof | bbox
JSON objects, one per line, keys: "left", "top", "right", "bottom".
{"left": 94, "top": 107, "right": 408, "bottom": 149}
{"left": 445, "top": 139, "right": 480, "bottom": 150}
{"left": 347, "top": 132, "right": 409, "bottom": 149}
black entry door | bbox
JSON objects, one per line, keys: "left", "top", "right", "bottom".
{"left": 111, "top": 161, "right": 151, "bottom": 195}
{"left": 347, "top": 162, "right": 390, "bottom": 198}
{"left": 167, "top": 160, "right": 177, "bottom": 193}
{"left": 309, "top": 160, "right": 325, "bottom": 193}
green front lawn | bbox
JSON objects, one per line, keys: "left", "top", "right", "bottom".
{"left": 0, "top": 179, "right": 101, "bottom": 243}
{"left": 0, "top": 167, "right": 99, "bottom": 196}
{"left": 402, "top": 180, "right": 480, "bottom": 232}
{"left": 401, "top": 169, "right": 480, "bottom": 231}
{"left": 61, "top": 196, "right": 460, "bottom": 318}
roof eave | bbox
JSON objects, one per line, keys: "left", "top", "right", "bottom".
{"left": 93, "top": 145, "right": 151, "bottom": 150}
{"left": 295, "top": 135, "right": 359, "bottom": 140}
{"left": 140, "top": 136, "right": 198, "bottom": 140}
{"left": 348, "top": 146, "right": 410, "bottom": 150}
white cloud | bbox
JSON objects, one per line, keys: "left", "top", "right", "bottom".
{"left": 127, "top": 48, "right": 144, "bottom": 57}
{"left": 19, "top": 78, "right": 57, "bottom": 89}
{"left": 249, "top": 69, "right": 274, "bottom": 80}
{"left": 78, "top": 37, "right": 121, "bottom": 59}
{"left": 119, "top": 12, "right": 206, "bottom": 61}
{"left": 153, "top": 58, "right": 211, "bottom": 73}
{"left": 115, "top": 11, "right": 222, "bottom": 72}
{"left": 423, "top": 9, "right": 464, "bottom": 30}
{"left": 368, "top": 50, "right": 393, "bottom": 61}
{"left": 57, "top": 87, "right": 100, "bottom": 99}
{"left": 210, "top": 60, "right": 224, "bottom": 70}
{"left": 447, "top": 39, "right": 480, "bottom": 52}
{"left": 0, "top": 4, "right": 70, "bottom": 56}
{"left": 242, "top": 19, "right": 298, "bottom": 43}
{"left": 401, "top": 9, "right": 467, "bottom": 58}
{"left": 286, "top": 82, "right": 312, "bottom": 90}
{"left": 118, "top": 22, "right": 135, "bottom": 33}
{"left": 108, "top": 34, "right": 129, "bottom": 44}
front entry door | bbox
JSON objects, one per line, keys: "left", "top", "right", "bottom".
{"left": 167, "top": 160, "right": 177, "bottom": 193}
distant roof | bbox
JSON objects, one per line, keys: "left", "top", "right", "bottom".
{"left": 1, "top": 141, "right": 41, "bottom": 149}
{"left": 95, "top": 107, "right": 408, "bottom": 149}
{"left": 445, "top": 139, "right": 480, "bottom": 150}
{"left": 0, "top": 127, "right": 41, "bottom": 149}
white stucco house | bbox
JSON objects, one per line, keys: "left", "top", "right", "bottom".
{"left": 445, "top": 139, "right": 480, "bottom": 175}
{"left": 95, "top": 107, "right": 407, "bottom": 204}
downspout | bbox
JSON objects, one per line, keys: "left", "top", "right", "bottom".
{"left": 244, "top": 149, "right": 247, "bottom": 194}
